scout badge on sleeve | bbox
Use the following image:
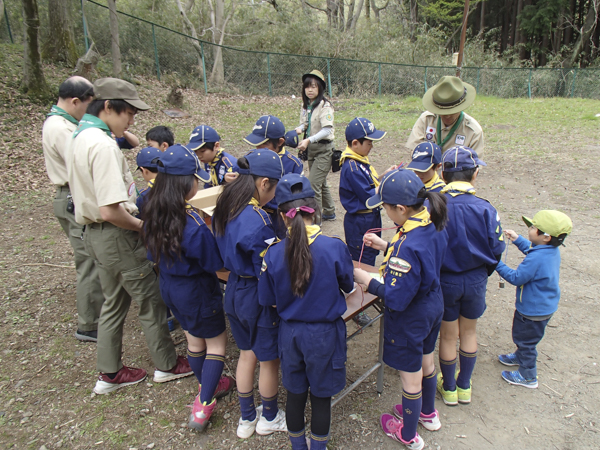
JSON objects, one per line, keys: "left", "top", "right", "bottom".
{"left": 426, "top": 127, "right": 436, "bottom": 141}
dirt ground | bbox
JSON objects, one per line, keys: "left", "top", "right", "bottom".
{"left": 0, "top": 77, "right": 599, "bottom": 449}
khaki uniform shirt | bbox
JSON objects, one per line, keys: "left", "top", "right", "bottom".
{"left": 299, "top": 99, "right": 335, "bottom": 141}
{"left": 42, "top": 115, "right": 77, "bottom": 186}
{"left": 406, "top": 111, "right": 484, "bottom": 156}
{"left": 66, "top": 127, "right": 139, "bottom": 225}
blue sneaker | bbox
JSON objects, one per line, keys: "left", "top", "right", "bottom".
{"left": 498, "top": 353, "right": 519, "bottom": 366}
{"left": 501, "top": 370, "right": 538, "bottom": 389}
{"left": 322, "top": 213, "right": 336, "bottom": 221}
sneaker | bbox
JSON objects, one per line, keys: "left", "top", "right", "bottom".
{"left": 256, "top": 408, "right": 287, "bottom": 435}
{"left": 153, "top": 355, "right": 194, "bottom": 383}
{"left": 380, "top": 413, "right": 424, "bottom": 450}
{"left": 93, "top": 366, "right": 147, "bottom": 395}
{"left": 498, "top": 353, "right": 519, "bottom": 366}
{"left": 322, "top": 213, "right": 336, "bottom": 221}
{"left": 436, "top": 373, "right": 458, "bottom": 406}
{"left": 393, "top": 405, "right": 441, "bottom": 431}
{"left": 352, "top": 311, "right": 372, "bottom": 327}
{"left": 74, "top": 329, "right": 97, "bottom": 342}
{"left": 188, "top": 396, "right": 216, "bottom": 431}
{"left": 237, "top": 405, "right": 262, "bottom": 439}
{"left": 199, "top": 375, "right": 235, "bottom": 400}
{"left": 501, "top": 370, "right": 538, "bottom": 389}
{"left": 457, "top": 385, "right": 471, "bottom": 404}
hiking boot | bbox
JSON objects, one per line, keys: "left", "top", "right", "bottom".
{"left": 74, "top": 329, "right": 97, "bottom": 342}
{"left": 501, "top": 370, "right": 538, "bottom": 389}
{"left": 199, "top": 375, "right": 235, "bottom": 400}
{"left": 93, "top": 366, "right": 147, "bottom": 395}
{"left": 380, "top": 413, "right": 424, "bottom": 450}
{"left": 352, "top": 311, "right": 372, "bottom": 327}
{"left": 153, "top": 355, "right": 193, "bottom": 383}
{"left": 436, "top": 372, "right": 458, "bottom": 406}
{"left": 188, "top": 396, "right": 216, "bottom": 431}
{"left": 498, "top": 353, "right": 519, "bottom": 366}
{"left": 237, "top": 405, "right": 262, "bottom": 439}
{"left": 256, "top": 408, "right": 287, "bottom": 435}
{"left": 393, "top": 405, "right": 441, "bottom": 431}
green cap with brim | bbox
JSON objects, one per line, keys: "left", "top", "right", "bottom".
{"left": 522, "top": 210, "right": 573, "bottom": 238}
{"left": 93, "top": 77, "right": 150, "bottom": 111}
{"left": 423, "top": 76, "right": 476, "bottom": 115}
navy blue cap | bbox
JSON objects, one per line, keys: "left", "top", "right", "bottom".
{"left": 345, "top": 117, "right": 387, "bottom": 142}
{"left": 187, "top": 125, "right": 221, "bottom": 150}
{"left": 366, "top": 169, "right": 424, "bottom": 209}
{"left": 157, "top": 144, "right": 210, "bottom": 183}
{"left": 407, "top": 142, "right": 442, "bottom": 172}
{"left": 238, "top": 149, "right": 283, "bottom": 180}
{"left": 275, "top": 173, "right": 315, "bottom": 205}
{"left": 442, "top": 146, "right": 486, "bottom": 172}
{"left": 284, "top": 130, "right": 299, "bottom": 148}
{"left": 244, "top": 115, "right": 285, "bottom": 146}
{"left": 136, "top": 146, "right": 161, "bottom": 170}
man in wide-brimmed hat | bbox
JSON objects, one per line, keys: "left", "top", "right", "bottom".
{"left": 406, "top": 76, "right": 484, "bottom": 155}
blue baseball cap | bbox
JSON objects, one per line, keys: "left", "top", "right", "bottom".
{"left": 157, "top": 144, "right": 210, "bottom": 183}
{"left": 407, "top": 142, "right": 443, "bottom": 172}
{"left": 284, "top": 130, "right": 299, "bottom": 148}
{"left": 187, "top": 125, "right": 221, "bottom": 150}
{"left": 244, "top": 115, "right": 286, "bottom": 146}
{"left": 238, "top": 149, "right": 283, "bottom": 180}
{"left": 442, "top": 146, "right": 486, "bottom": 172}
{"left": 366, "top": 169, "right": 424, "bottom": 209}
{"left": 136, "top": 146, "right": 161, "bottom": 170}
{"left": 275, "top": 174, "right": 315, "bottom": 205}
{"left": 345, "top": 117, "right": 386, "bottom": 142}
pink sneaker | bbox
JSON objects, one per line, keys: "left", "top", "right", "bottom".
{"left": 188, "top": 396, "right": 216, "bottom": 431}
{"left": 199, "top": 375, "right": 235, "bottom": 400}
{"left": 380, "top": 413, "right": 424, "bottom": 450}
{"left": 393, "top": 404, "right": 442, "bottom": 431}
{"left": 153, "top": 355, "right": 193, "bottom": 383}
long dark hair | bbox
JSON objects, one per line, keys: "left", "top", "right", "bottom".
{"left": 301, "top": 75, "right": 327, "bottom": 110}
{"left": 278, "top": 194, "right": 320, "bottom": 297}
{"left": 212, "top": 156, "right": 278, "bottom": 236}
{"left": 393, "top": 187, "right": 447, "bottom": 232}
{"left": 141, "top": 172, "right": 195, "bottom": 265}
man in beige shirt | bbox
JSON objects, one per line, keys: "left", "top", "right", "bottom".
{"left": 66, "top": 78, "right": 192, "bottom": 394}
{"left": 406, "top": 76, "right": 484, "bottom": 156}
{"left": 42, "top": 76, "right": 104, "bottom": 342}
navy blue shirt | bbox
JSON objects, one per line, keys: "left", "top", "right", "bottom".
{"left": 204, "top": 151, "right": 237, "bottom": 189}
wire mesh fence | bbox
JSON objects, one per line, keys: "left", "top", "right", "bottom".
{"left": 2, "top": 0, "right": 599, "bottom": 100}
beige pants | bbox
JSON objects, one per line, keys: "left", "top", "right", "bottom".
{"left": 307, "top": 141, "right": 335, "bottom": 219}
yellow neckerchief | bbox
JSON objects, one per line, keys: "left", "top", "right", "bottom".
{"left": 440, "top": 181, "right": 476, "bottom": 197}
{"left": 248, "top": 197, "right": 260, "bottom": 207}
{"left": 286, "top": 223, "right": 322, "bottom": 245}
{"left": 147, "top": 178, "right": 155, "bottom": 189}
{"left": 208, "top": 149, "right": 224, "bottom": 186}
{"left": 277, "top": 148, "right": 286, "bottom": 157}
{"left": 339, "top": 146, "right": 380, "bottom": 188}
{"left": 379, "top": 208, "right": 431, "bottom": 276}
{"left": 424, "top": 171, "right": 445, "bottom": 191}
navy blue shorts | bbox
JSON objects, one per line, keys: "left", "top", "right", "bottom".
{"left": 344, "top": 211, "right": 382, "bottom": 266}
{"left": 279, "top": 319, "right": 347, "bottom": 397}
{"left": 440, "top": 271, "right": 488, "bottom": 321}
{"left": 224, "top": 275, "right": 279, "bottom": 362}
{"left": 159, "top": 275, "right": 226, "bottom": 339}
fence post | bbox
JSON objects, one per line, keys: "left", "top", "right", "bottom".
{"left": 476, "top": 68, "right": 480, "bottom": 93}
{"left": 378, "top": 64, "right": 382, "bottom": 97}
{"left": 80, "top": 0, "right": 89, "bottom": 52}
{"left": 267, "top": 53, "right": 272, "bottom": 96}
{"left": 200, "top": 41, "right": 208, "bottom": 94}
{"left": 4, "top": 4, "right": 13, "bottom": 44}
{"left": 152, "top": 24, "right": 161, "bottom": 81}
{"left": 424, "top": 67, "right": 428, "bottom": 93}
{"left": 527, "top": 69, "right": 532, "bottom": 99}
{"left": 326, "top": 59, "right": 332, "bottom": 97}
{"left": 570, "top": 68, "right": 577, "bottom": 98}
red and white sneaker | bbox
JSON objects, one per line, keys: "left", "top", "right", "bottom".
{"left": 380, "top": 413, "right": 424, "bottom": 450}
{"left": 188, "top": 396, "right": 216, "bottom": 432}
{"left": 153, "top": 355, "right": 194, "bottom": 383}
{"left": 393, "top": 404, "right": 441, "bottom": 431}
{"left": 93, "top": 366, "right": 147, "bottom": 395}
{"left": 199, "top": 375, "right": 235, "bottom": 400}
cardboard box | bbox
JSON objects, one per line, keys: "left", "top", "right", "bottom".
{"left": 189, "top": 185, "right": 222, "bottom": 216}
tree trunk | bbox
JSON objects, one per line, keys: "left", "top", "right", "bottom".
{"left": 107, "top": 0, "right": 122, "bottom": 78}
{"left": 21, "top": 0, "right": 48, "bottom": 96}
{"left": 409, "top": 0, "right": 418, "bottom": 42}
{"left": 339, "top": 0, "right": 345, "bottom": 31}
{"left": 42, "top": 0, "right": 78, "bottom": 66}
{"left": 349, "top": 0, "right": 365, "bottom": 31}
{"left": 567, "top": 0, "right": 599, "bottom": 67}
{"left": 372, "top": 0, "right": 389, "bottom": 20}
{"left": 208, "top": 0, "right": 235, "bottom": 86}
{"left": 478, "top": 0, "right": 485, "bottom": 38}
{"left": 515, "top": 0, "right": 523, "bottom": 46}
{"left": 509, "top": 0, "right": 518, "bottom": 46}
{"left": 539, "top": 33, "right": 549, "bottom": 65}
{"left": 366, "top": 0, "right": 370, "bottom": 20}
{"left": 501, "top": 0, "right": 512, "bottom": 52}
{"left": 553, "top": 12, "right": 564, "bottom": 53}
{"left": 175, "top": 0, "right": 205, "bottom": 80}
{"left": 518, "top": 0, "right": 531, "bottom": 59}
{"left": 346, "top": 0, "right": 355, "bottom": 30}
{"left": 563, "top": 0, "right": 576, "bottom": 45}
{"left": 327, "top": 0, "right": 338, "bottom": 28}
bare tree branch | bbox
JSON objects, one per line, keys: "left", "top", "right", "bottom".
{"left": 175, "top": 0, "right": 205, "bottom": 78}
{"left": 305, "top": 0, "right": 328, "bottom": 12}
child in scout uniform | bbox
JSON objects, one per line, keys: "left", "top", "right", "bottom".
{"left": 187, "top": 125, "right": 237, "bottom": 189}
{"left": 436, "top": 146, "right": 505, "bottom": 406}
{"left": 259, "top": 174, "right": 355, "bottom": 450}
{"left": 407, "top": 142, "right": 445, "bottom": 193}
{"left": 115, "top": 131, "right": 140, "bottom": 150}
{"left": 66, "top": 78, "right": 193, "bottom": 394}
{"left": 146, "top": 125, "right": 174, "bottom": 151}
{"left": 295, "top": 70, "right": 336, "bottom": 222}
{"left": 135, "top": 146, "right": 161, "bottom": 216}
{"left": 142, "top": 145, "right": 234, "bottom": 430}
{"left": 354, "top": 169, "right": 448, "bottom": 450}
{"left": 406, "top": 76, "right": 484, "bottom": 156}
{"left": 495, "top": 210, "right": 572, "bottom": 388}
{"left": 42, "top": 76, "right": 103, "bottom": 342}
{"left": 212, "top": 150, "right": 287, "bottom": 439}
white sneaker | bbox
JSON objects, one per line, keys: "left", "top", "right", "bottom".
{"left": 237, "top": 405, "right": 262, "bottom": 439}
{"left": 255, "top": 408, "right": 287, "bottom": 435}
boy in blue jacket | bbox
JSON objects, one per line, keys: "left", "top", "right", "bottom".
{"left": 496, "top": 210, "right": 572, "bottom": 388}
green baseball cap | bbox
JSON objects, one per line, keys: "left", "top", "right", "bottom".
{"left": 93, "top": 77, "right": 150, "bottom": 111}
{"left": 522, "top": 210, "right": 572, "bottom": 238}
